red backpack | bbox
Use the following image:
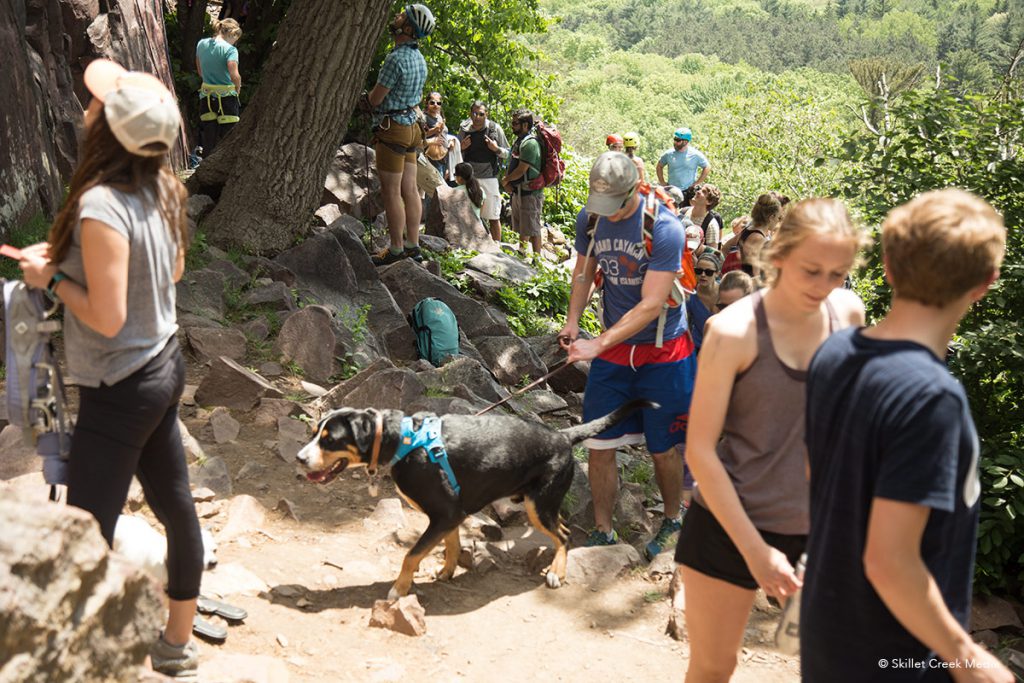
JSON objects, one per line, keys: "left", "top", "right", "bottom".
{"left": 525, "top": 122, "right": 566, "bottom": 190}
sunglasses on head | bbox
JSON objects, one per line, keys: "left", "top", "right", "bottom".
{"left": 695, "top": 268, "right": 717, "bottom": 276}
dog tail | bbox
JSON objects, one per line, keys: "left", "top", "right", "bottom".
{"left": 559, "top": 399, "right": 659, "bottom": 445}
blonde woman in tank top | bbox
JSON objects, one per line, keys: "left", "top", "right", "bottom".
{"left": 675, "top": 199, "right": 867, "bottom": 682}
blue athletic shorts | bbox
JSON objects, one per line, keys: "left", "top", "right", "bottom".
{"left": 581, "top": 336, "right": 696, "bottom": 454}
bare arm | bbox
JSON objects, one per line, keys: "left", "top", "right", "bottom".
{"left": 864, "top": 500, "right": 1012, "bottom": 682}
{"left": 174, "top": 247, "right": 186, "bottom": 283}
{"left": 558, "top": 252, "right": 597, "bottom": 346}
{"left": 685, "top": 312, "right": 802, "bottom": 599}
{"left": 696, "top": 163, "right": 711, "bottom": 186}
{"left": 567, "top": 269, "right": 676, "bottom": 362}
{"left": 655, "top": 161, "right": 666, "bottom": 185}
{"left": 367, "top": 83, "right": 390, "bottom": 107}
{"left": 227, "top": 60, "right": 241, "bottom": 93}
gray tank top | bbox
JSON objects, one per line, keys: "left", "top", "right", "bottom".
{"left": 693, "top": 289, "right": 839, "bottom": 535}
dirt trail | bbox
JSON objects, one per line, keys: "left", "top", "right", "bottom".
{"left": 190, "top": 409, "right": 800, "bottom": 683}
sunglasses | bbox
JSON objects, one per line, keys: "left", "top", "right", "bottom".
{"left": 427, "top": 100, "right": 441, "bottom": 105}
{"left": 471, "top": 111, "right": 487, "bottom": 117}
{"left": 695, "top": 268, "right": 717, "bottom": 276}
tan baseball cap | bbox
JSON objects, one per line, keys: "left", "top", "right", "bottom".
{"left": 585, "top": 152, "right": 639, "bottom": 216}
{"left": 84, "top": 59, "right": 180, "bottom": 157}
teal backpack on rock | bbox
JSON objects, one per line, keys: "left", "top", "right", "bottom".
{"left": 411, "top": 298, "right": 459, "bottom": 366}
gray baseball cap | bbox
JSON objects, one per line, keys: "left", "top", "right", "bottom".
{"left": 585, "top": 152, "right": 639, "bottom": 216}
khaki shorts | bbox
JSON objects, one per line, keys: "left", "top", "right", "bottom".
{"left": 511, "top": 191, "right": 544, "bottom": 238}
{"left": 374, "top": 121, "right": 422, "bottom": 174}
{"left": 478, "top": 178, "right": 501, "bottom": 220}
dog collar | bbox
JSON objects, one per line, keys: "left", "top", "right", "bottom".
{"left": 390, "top": 416, "right": 460, "bottom": 495}
{"left": 366, "top": 410, "right": 384, "bottom": 477}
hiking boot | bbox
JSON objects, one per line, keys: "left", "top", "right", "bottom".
{"left": 644, "top": 516, "right": 682, "bottom": 561}
{"left": 150, "top": 635, "right": 198, "bottom": 681}
{"left": 371, "top": 247, "right": 406, "bottom": 266}
{"left": 584, "top": 528, "right": 619, "bottom": 547}
{"left": 404, "top": 245, "right": 424, "bottom": 262}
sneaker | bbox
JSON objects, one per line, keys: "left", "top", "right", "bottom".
{"left": 644, "top": 516, "right": 682, "bottom": 561}
{"left": 150, "top": 634, "right": 198, "bottom": 681}
{"left": 584, "top": 528, "right": 619, "bottom": 547}
{"left": 403, "top": 245, "right": 424, "bottom": 262}
{"left": 371, "top": 247, "right": 406, "bottom": 266}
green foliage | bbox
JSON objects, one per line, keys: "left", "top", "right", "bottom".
{"left": 493, "top": 262, "right": 576, "bottom": 337}
{"left": 338, "top": 303, "right": 372, "bottom": 345}
{"left": 834, "top": 84, "right": 1024, "bottom": 596}
{"left": 185, "top": 230, "right": 211, "bottom": 272}
{"left": 544, "top": 149, "right": 590, "bottom": 238}
{"left": 428, "top": 247, "right": 478, "bottom": 293}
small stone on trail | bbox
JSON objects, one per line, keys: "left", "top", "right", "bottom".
{"left": 191, "top": 487, "right": 217, "bottom": 503}
{"left": 275, "top": 498, "right": 301, "bottom": 522}
{"left": 276, "top": 633, "right": 289, "bottom": 648}
{"left": 369, "top": 595, "right": 427, "bottom": 636}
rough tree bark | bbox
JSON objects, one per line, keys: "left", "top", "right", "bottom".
{"left": 187, "top": 0, "right": 391, "bottom": 254}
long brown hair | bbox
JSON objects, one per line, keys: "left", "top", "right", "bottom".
{"left": 48, "top": 110, "right": 188, "bottom": 264}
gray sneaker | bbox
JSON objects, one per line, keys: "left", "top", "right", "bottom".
{"left": 150, "top": 635, "right": 198, "bottom": 681}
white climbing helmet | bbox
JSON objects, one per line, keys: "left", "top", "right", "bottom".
{"left": 405, "top": 4, "right": 435, "bottom": 39}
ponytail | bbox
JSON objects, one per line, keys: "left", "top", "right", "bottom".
{"left": 455, "top": 162, "right": 483, "bottom": 209}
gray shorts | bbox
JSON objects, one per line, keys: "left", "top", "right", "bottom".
{"left": 511, "top": 191, "right": 543, "bottom": 238}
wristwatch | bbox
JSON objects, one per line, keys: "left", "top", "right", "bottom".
{"left": 46, "top": 271, "right": 67, "bottom": 299}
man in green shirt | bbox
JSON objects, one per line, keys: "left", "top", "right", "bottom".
{"left": 501, "top": 108, "right": 544, "bottom": 254}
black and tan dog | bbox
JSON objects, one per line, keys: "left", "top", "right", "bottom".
{"left": 295, "top": 400, "right": 654, "bottom": 599}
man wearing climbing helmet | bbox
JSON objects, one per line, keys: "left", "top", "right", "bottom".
{"left": 622, "top": 131, "right": 646, "bottom": 183}
{"left": 366, "top": 4, "right": 436, "bottom": 266}
{"left": 606, "top": 133, "right": 624, "bottom": 152}
{"left": 656, "top": 127, "right": 710, "bottom": 191}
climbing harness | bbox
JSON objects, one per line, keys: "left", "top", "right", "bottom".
{"left": 199, "top": 83, "right": 240, "bottom": 124}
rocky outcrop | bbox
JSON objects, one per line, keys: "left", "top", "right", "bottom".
{"left": 0, "top": 496, "right": 163, "bottom": 682}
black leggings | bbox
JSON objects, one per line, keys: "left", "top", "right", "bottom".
{"left": 198, "top": 94, "right": 239, "bottom": 156}
{"left": 67, "top": 338, "right": 203, "bottom": 601}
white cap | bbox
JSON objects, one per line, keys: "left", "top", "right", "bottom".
{"left": 84, "top": 59, "right": 180, "bottom": 157}
{"left": 685, "top": 225, "right": 704, "bottom": 251}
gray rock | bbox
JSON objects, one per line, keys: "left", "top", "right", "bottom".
{"left": 178, "top": 420, "right": 206, "bottom": 464}
{"left": 219, "top": 494, "right": 267, "bottom": 542}
{"left": 209, "top": 407, "right": 241, "bottom": 444}
{"left": 486, "top": 526, "right": 555, "bottom": 559}
{"left": 240, "top": 317, "right": 271, "bottom": 342}
{"left": 418, "top": 234, "right": 450, "bottom": 254}
{"left": 648, "top": 550, "right": 677, "bottom": 576}
{"left": 0, "top": 498, "right": 163, "bottom": 681}
{"left": 463, "top": 269, "right": 506, "bottom": 299}
{"left": 335, "top": 368, "right": 426, "bottom": 412}
{"left": 177, "top": 313, "right": 224, "bottom": 330}
{"left": 259, "top": 361, "right": 285, "bottom": 378}
{"left": 368, "top": 498, "right": 407, "bottom": 529}
{"left": 206, "top": 258, "right": 249, "bottom": 290}
{"left": 0, "top": 424, "right": 39, "bottom": 481}
{"left": 186, "top": 194, "right": 215, "bottom": 223}
{"left": 316, "top": 358, "right": 396, "bottom": 411}
{"left": 322, "top": 143, "right": 382, "bottom": 220}
{"left": 276, "top": 232, "right": 360, "bottom": 305}
{"left": 242, "top": 256, "right": 297, "bottom": 287}
{"left": 235, "top": 461, "right": 267, "bottom": 481}
{"left": 971, "top": 595, "right": 1023, "bottom": 632}
{"left": 252, "top": 399, "right": 305, "bottom": 428}
{"left": 314, "top": 203, "right": 343, "bottom": 227}
{"left": 369, "top": 595, "right": 427, "bottom": 637}
{"left": 416, "top": 356, "right": 510, "bottom": 405}
{"left": 520, "top": 389, "right": 568, "bottom": 414}
{"left": 176, "top": 268, "right": 226, "bottom": 319}
{"left": 195, "top": 357, "right": 284, "bottom": 411}
{"left": 186, "top": 326, "right": 247, "bottom": 363}
{"left": 565, "top": 545, "right": 642, "bottom": 586}
{"left": 273, "top": 306, "right": 337, "bottom": 383}
{"left": 474, "top": 336, "right": 548, "bottom": 386}
{"left": 189, "top": 456, "right": 233, "bottom": 497}
{"left": 466, "top": 252, "right": 537, "bottom": 284}
{"left": 242, "top": 281, "right": 296, "bottom": 311}
{"left": 424, "top": 184, "right": 499, "bottom": 253}
{"left": 378, "top": 260, "right": 512, "bottom": 342}
{"left": 277, "top": 417, "right": 310, "bottom": 464}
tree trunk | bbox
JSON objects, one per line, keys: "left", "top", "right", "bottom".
{"left": 177, "top": 0, "right": 208, "bottom": 73}
{"left": 188, "top": 0, "right": 390, "bottom": 254}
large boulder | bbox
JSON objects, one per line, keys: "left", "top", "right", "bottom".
{"left": 186, "top": 326, "right": 247, "bottom": 363}
{"left": 195, "top": 357, "right": 284, "bottom": 410}
{"left": 527, "top": 333, "right": 591, "bottom": 394}
{"left": 176, "top": 268, "right": 227, "bottom": 319}
{"left": 273, "top": 306, "right": 337, "bottom": 383}
{"left": 378, "top": 260, "right": 512, "bottom": 342}
{"left": 322, "top": 143, "right": 382, "bottom": 219}
{"left": 466, "top": 252, "right": 537, "bottom": 285}
{"left": 0, "top": 497, "right": 163, "bottom": 681}
{"left": 275, "top": 232, "right": 360, "bottom": 305}
{"left": 330, "top": 367, "right": 426, "bottom": 412}
{"left": 473, "top": 336, "right": 548, "bottom": 386}
{"left": 423, "top": 185, "right": 499, "bottom": 253}
{"left": 415, "top": 356, "right": 509, "bottom": 404}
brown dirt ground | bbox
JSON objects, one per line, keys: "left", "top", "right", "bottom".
{"left": 180, "top": 375, "right": 801, "bottom": 683}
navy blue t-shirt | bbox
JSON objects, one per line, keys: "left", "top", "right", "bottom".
{"left": 801, "top": 327, "right": 981, "bottom": 682}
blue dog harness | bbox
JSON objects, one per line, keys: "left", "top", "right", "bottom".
{"left": 390, "top": 416, "right": 460, "bottom": 495}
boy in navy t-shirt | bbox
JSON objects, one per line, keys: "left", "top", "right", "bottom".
{"left": 802, "top": 189, "right": 1011, "bottom": 682}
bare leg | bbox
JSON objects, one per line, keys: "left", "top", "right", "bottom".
{"left": 489, "top": 219, "right": 501, "bottom": 242}
{"left": 588, "top": 448, "right": 618, "bottom": 533}
{"left": 164, "top": 598, "right": 198, "bottom": 646}
{"left": 379, "top": 168, "right": 406, "bottom": 250}
{"left": 401, "top": 159, "right": 421, "bottom": 246}
{"left": 652, "top": 447, "right": 684, "bottom": 520}
{"left": 681, "top": 566, "right": 756, "bottom": 683}
{"left": 530, "top": 234, "right": 542, "bottom": 253}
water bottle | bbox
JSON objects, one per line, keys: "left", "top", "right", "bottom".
{"left": 774, "top": 553, "right": 807, "bottom": 655}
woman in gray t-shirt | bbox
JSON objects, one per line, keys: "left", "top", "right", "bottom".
{"left": 19, "top": 59, "right": 203, "bottom": 678}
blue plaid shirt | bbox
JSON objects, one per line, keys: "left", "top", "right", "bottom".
{"left": 374, "top": 43, "right": 427, "bottom": 126}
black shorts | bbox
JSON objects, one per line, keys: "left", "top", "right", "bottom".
{"left": 674, "top": 501, "right": 806, "bottom": 590}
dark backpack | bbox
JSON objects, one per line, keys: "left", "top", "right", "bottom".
{"left": 410, "top": 298, "right": 460, "bottom": 366}
{"left": 524, "top": 122, "right": 566, "bottom": 191}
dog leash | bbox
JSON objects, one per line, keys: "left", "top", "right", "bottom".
{"left": 474, "top": 355, "right": 576, "bottom": 416}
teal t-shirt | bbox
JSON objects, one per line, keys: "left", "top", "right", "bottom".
{"left": 196, "top": 37, "right": 239, "bottom": 94}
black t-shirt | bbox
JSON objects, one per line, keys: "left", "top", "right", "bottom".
{"left": 801, "top": 328, "right": 981, "bottom": 682}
